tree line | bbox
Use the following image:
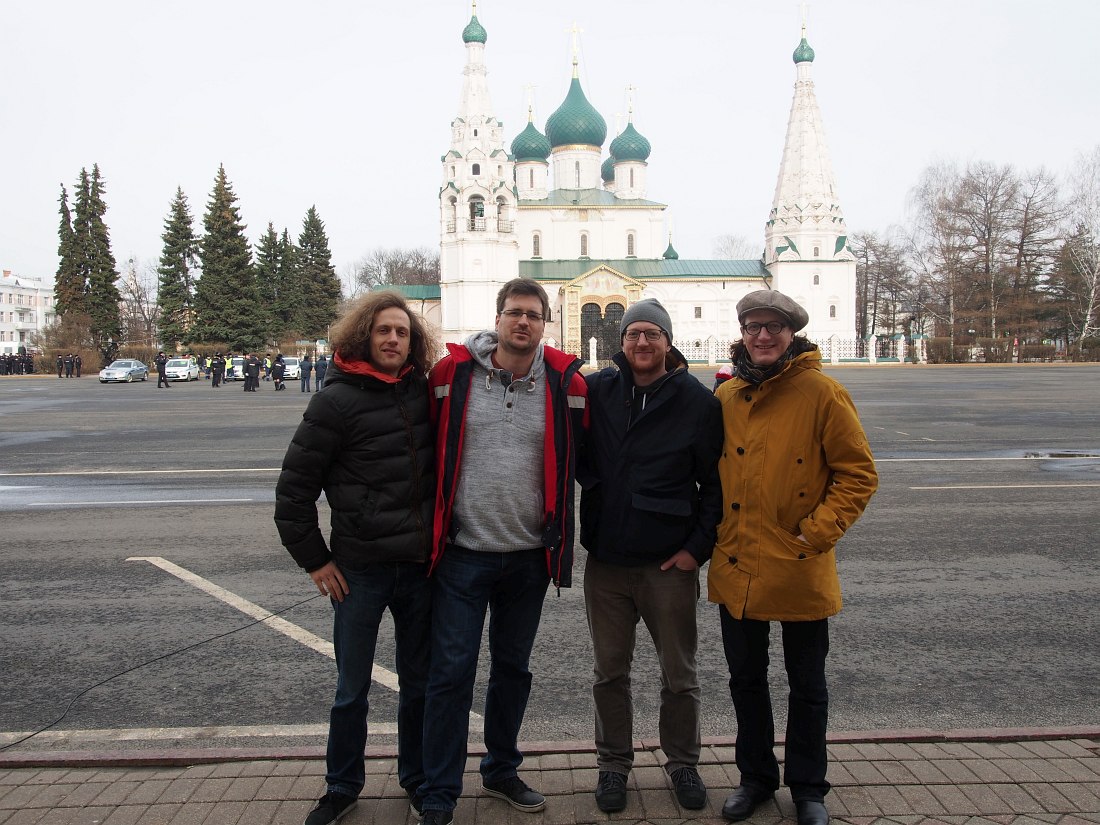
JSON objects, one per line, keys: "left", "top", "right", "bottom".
{"left": 50, "top": 164, "right": 344, "bottom": 361}
{"left": 854, "top": 147, "right": 1100, "bottom": 360}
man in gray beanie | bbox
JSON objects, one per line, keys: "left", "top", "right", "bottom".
{"left": 579, "top": 297, "right": 723, "bottom": 814}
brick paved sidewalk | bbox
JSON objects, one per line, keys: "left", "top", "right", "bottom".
{"left": 1, "top": 732, "right": 1098, "bottom": 824}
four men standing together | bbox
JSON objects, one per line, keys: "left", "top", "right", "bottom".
{"left": 275, "top": 281, "right": 877, "bottom": 825}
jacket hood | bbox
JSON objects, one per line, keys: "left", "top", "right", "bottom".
{"left": 463, "top": 330, "right": 546, "bottom": 387}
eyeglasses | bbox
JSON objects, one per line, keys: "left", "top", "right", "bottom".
{"left": 624, "top": 328, "right": 664, "bottom": 342}
{"left": 500, "top": 309, "right": 545, "bottom": 322}
{"left": 741, "top": 321, "right": 788, "bottom": 336}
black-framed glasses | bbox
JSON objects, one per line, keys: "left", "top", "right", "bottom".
{"left": 500, "top": 309, "right": 545, "bottom": 322}
{"left": 741, "top": 321, "right": 788, "bottom": 336}
{"left": 624, "top": 328, "right": 664, "bottom": 342}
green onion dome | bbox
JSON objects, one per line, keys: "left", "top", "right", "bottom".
{"left": 463, "top": 15, "right": 487, "bottom": 44}
{"left": 793, "top": 36, "right": 815, "bottom": 64}
{"left": 546, "top": 77, "right": 607, "bottom": 149}
{"left": 663, "top": 239, "right": 679, "bottom": 260}
{"left": 608, "top": 122, "right": 651, "bottom": 163}
{"left": 511, "top": 120, "right": 551, "bottom": 162}
{"left": 601, "top": 156, "right": 615, "bottom": 183}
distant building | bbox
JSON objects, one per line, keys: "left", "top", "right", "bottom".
{"left": 0, "top": 270, "right": 55, "bottom": 354}
{"left": 422, "top": 6, "right": 856, "bottom": 363}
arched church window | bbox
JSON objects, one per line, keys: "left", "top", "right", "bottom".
{"left": 580, "top": 233, "right": 589, "bottom": 257}
{"left": 450, "top": 166, "right": 456, "bottom": 179}
{"left": 498, "top": 166, "right": 502, "bottom": 177}
{"left": 814, "top": 246, "right": 820, "bottom": 257}
{"left": 529, "top": 169, "right": 534, "bottom": 188}
{"left": 533, "top": 234, "right": 541, "bottom": 257}
{"left": 813, "top": 274, "right": 820, "bottom": 285}
{"left": 829, "top": 305, "right": 836, "bottom": 318}
{"left": 471, "top": 163, "right": 481, "bottom": 176}
{"left": 575, "top": 161, "right": 581, "bottom": 189}
{"left": 630, "top": 168, "right": 635, "bottom": 188}
{"left": 627, "top": 233, "right": 635, "bottom": 257}
{"left": 473, "top": 128, "right": 478, "bottom": 137}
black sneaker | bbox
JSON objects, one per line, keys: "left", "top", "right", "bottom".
{"left": 595, "top": 770, "right": 628, "bottom": 813}
{"left": 481, "top": 775, "right": 546, "bottom": 812}
{"left": 406, "top": 788, "right": 423, "bottom": 816}
{"left": 420, "top": 811, "right": 454, "bottom": 825}
{"left": 671, "top": 766, "right": 708, "bottom": 810}
{"left": 303, "top": 791, "right": 357, "bottom": 825}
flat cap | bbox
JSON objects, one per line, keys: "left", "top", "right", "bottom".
{"left": 736, "top": 289, "right": 809, "bottom": 332}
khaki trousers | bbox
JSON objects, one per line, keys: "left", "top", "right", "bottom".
{"left": 584, "top": 556, "right": 702, "bottom": 775}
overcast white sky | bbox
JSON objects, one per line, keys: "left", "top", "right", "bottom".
{"left": 2, "top": 0, "right": 1097, "bottom": 284}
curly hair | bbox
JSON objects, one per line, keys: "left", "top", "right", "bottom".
{"left": 328, "top": 291, "right": 439, "bottom": 376}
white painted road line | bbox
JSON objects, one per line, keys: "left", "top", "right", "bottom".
{"left": 0, "top": 468, "right": 280, "bottom": 477}
{"left": 126, "top": 556, "right": 399, "bottom": 691}
{"left": 911, "top": 483, "right": 1100, "bottom": 490}
{"left": 31, "top": 499, "right": 255, "bottom": 507}
{"left": 878, "top": 456, "right": 1100, "bottom": 463}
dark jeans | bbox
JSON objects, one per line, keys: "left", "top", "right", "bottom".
{"left": 418, "top": 545, "right": 550, "bottom": 812}
{"left": 719, "top": 607, "right": 830, "bottom": 803}
{"left": 324, "top": 562, "right": 431, "bottom": 798}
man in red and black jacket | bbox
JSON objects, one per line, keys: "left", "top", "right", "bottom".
{"left": 416, "top": 278, "right": 587, "bottom": 825}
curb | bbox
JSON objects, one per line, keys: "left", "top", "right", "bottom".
{"left": 2, "top": 726, "right": 1097, "bottom": 770}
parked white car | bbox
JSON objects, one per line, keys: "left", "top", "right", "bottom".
{"left": 164, "top": 358, "right": 199, "bottom": 381}
{"left": 282, "top": 357, "right": 301, "bottom": 380}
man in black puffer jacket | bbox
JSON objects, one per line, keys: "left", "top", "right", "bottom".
{"left": 275, "top": 291, "right": 439, "bottom": 825}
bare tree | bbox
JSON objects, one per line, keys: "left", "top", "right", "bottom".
{"left": 956, "top": 162, "right": 1018, "bottom": 339}
{"left": 1007, "top": 167, "right": 1061, "bottom": 355}
{"left": 118, "top": 257, "right": 160, "bottom": 348}
{"left": 1063, "top": 147, "right": 1100, "bottom": 353}
{"left": 352, "top": 247, "right": 441, "bottom": 292}
{"left": 712, "top": 234, "right": 761, "bottom": 260}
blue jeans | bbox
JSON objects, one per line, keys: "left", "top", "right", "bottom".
{"left": 719, "top": 607, "right": 830, "bottom": 803}
{"left": 418, "top": 546, "right": 550, "bottom": 812}
{"left": 325, "top": 562, "right": 431, "bottom": 798}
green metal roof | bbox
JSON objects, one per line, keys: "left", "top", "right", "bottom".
{"left": 546, "top": 77, "right": 607, "bottom": 148}
{"left": 519, "top": 258, "right": 769, "bottom": 281}
{"left": 518, "top": 188, "right": 665, "bottom": 209}
{"left": 609, "top": 122, "right": 651, "bottom": 163}
{"left": 378, "top": 284, "right": 441, "bottom": 300}
{"left": 462, "top": 15, "right": 487, "bottom": 44}
{"left": 793, "top": 36, "right": 815, "bottom": 63}
{"left": 511, "top": 120, "right": 552, "bottom": 162}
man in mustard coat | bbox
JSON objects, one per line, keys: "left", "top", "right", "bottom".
{"left": 711, "top": 290, "right": 877, "bottom": 825}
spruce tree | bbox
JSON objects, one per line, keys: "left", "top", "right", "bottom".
{"left": 279, "top": 228, "right": 304, "bottom": 336}
{"left": 295, "top": 206, "right": 343, "bottom": 340}
{"left": 193, "top": 165, "right": 264, "bottom": 350}
{"left": 254, "top": 222, "right": 284, "bottom": 342}
{"left": 156, "top": 187, "right": 199, "bottom": 348}
{"left": 72, "top": 166, "right": 121, "bottom": 360}
{"left": 54, "top": 184, "right": 84, "bottom": 318}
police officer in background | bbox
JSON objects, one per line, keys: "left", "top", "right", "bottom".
{"left": 211, "top": 352, "right": 225, "bottom": 387}
{"left": 155, "top": 351, "right": 170, "bottom": 388}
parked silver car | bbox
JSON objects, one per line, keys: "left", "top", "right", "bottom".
{"left": 98, "top": 359, "right": 149, "bottom": 383}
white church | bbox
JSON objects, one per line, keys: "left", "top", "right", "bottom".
{"left": 416, "top": 5, "right": 857, "bottom": 364}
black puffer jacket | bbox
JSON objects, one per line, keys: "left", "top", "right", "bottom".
{"left": 274, "top": 358, "right": 434, "bottom": 572}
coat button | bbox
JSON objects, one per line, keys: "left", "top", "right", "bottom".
{"left": 736, "top": 447, "right": 745, "bottom": 455}
{"left": 730, "top": 557, "right": 738, "bottom": 565}
{"left": 731, "top": 502, "right": 740, "bottom": 510}
{"left": 798, "top": 553, "right": 806, "bottom": 559}
{"left": 506, "top": 402, "right": 513, "bottom": 408}
{"left": 797, "top": 458, "right": 803, "bottom": 464}
{"left": 798, "top": 491, "right": 805, "bottom": 497}
{"left": 744, "top": 394, "right": 752, "bottom": 401}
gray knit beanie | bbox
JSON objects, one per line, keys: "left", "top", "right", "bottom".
{"left": 620, "top": 299, "right": 673, "bottom": 343}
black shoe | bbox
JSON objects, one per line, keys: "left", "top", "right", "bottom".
{"left": 481, "top": 776, "right": 546, "bottom": 812}
{"left": 671, "top": 765, "right": 708, "bottom": 810}
{"left": 420, "top": 811, "right": 453, "bottom": 825}
{"left": 303, "top": 791, "right": 357, "bottom": 825}
{"left": 721, "top": 785, "right": 774, "bottom": 821}
{"left": 406, "top": 788, "right": 423, "bottom": 816}
{"left": 594, "top": 770, "right": 627, "bottom": 813}
{"left": 796, "top": 800, "right": 829, "bottom": 825}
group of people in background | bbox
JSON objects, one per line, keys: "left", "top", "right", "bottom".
{"left": 274, "top": 279, "right": 879, "bottom": 825}
{"left": 0, "top": 352, "right": 36, "bottom": 375}
{"left": 55, "top": 353, "right": 82, "bottom": 378}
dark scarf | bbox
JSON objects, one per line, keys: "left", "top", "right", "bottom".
{"left": 732, "top": 338, "right": 817, "bottom": 387}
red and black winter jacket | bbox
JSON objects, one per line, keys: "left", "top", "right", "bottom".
{"left": 428, "top": 343, "right": 588, "bottom": 588}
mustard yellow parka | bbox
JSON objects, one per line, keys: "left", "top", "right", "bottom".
{"left": 708, "top": 348, "right": 877, "bottom": 621}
